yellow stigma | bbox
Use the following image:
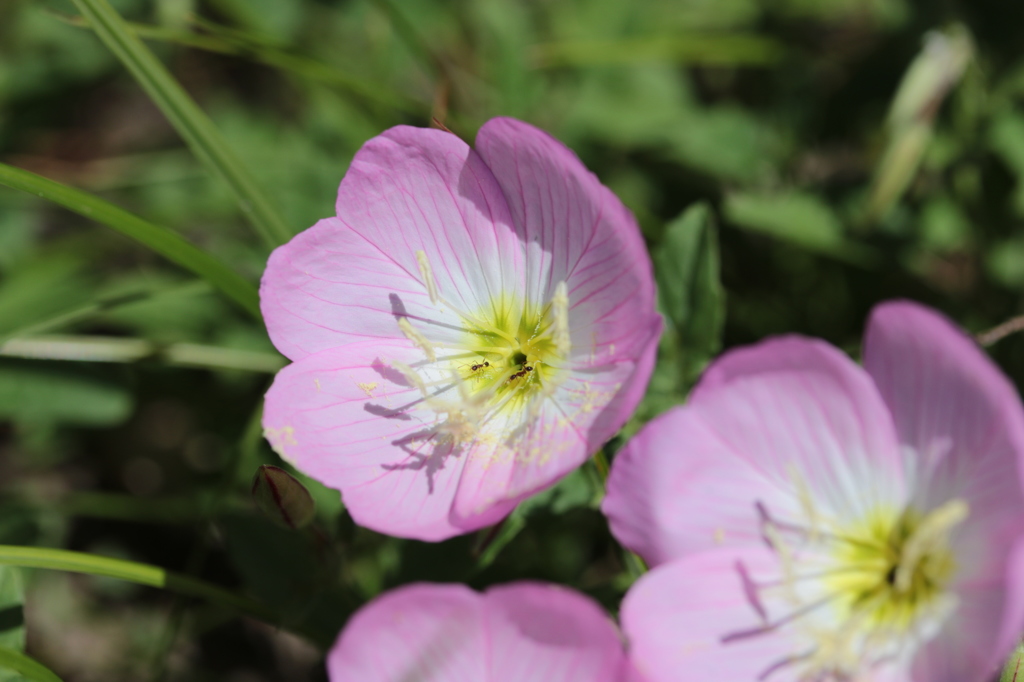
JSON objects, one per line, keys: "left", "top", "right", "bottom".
{"left": 395, "top": 252, "right": 573, "bottom": 446}
{"left": 752, "top": 489, "right": 968, "bottom": 680}
{"left": 893, "top": 499, "right": 967, "bottom": 595}
{"left": 829, "top": 500, "right": 965, "bottom": 630}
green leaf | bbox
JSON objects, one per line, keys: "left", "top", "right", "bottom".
{"left": 0, "top": 564, "right": 27, "bottom": 682}
{"left": 987, "top": 235, "right": 1024, "bottom": 289}
{"left": 0, "top": 362, "right": 132, "bottom": 427}
{"left": 0, "top": 257, "right": 93, "bottom": 338}
{"left": 1001, "top": 641, "right": 1024, "bottom": 682}
{"left": 67, "top": 0, "right": 293, "bottom": 249}
{"left": 0, "top": 648, "right": 61, "bottom": 682}
{"left": 52, "top": 13, "right": 426, "bottom": 115}
{"left": 531, "top": 33, "right": 786, "bottom": 68}
{"left": 989, "top": 110, "right": 1024, "bottom": 217}
{"left": 724, "top": 191, "right": 878, "bottom": 266}
{"left": 1, "top": 280, "right": 215, "bottom": 343}
{"left": 0, "top": 163, "right": 260, "bottom": 320}
{"left": 0, "top": 567, "right": 25, "bottom": 653}
{"left": 0, "top": 545, "right": 276, "bottom": 624}
{"left": 654, "top": 203, "right": 726, "bottom": 385}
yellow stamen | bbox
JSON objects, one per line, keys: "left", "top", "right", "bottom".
{"left": 398, "top": 317, "right": 436, "bottom": 362}
{"left": 390, "top": 360, "right": 429, "bottom": 397}
{"left": 416, "top": 250, "right": 440, "bottom": 304}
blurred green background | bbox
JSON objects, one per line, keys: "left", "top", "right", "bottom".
{"left": 2, "top": 0, "right": 1024, "bottom": 679}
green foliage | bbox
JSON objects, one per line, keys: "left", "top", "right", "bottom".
{"left": 1003, "top": 643, "right": 1024, "bottom": 682}
{"left": 0, "top": 164, "right": 260, "bottom": 319}
{"left": 0, "top": 566, "right": 27, "bottom": 682}
{"left": 69, "top": 0, "right": 292, "bottom": 248}
{"left": 724, "top": 191, "right": 877, "bottom": 265}
{"left": 474, "top": 464, "right": 604, "bottom": 570}
{"left": 654, "top": 203, "right": 726, "bottom": 386}
{"left": 0, "top": 362, "right": 131, "bottom": 427}
{"left": 0, "top": 648, "right": 61, "bottom": 682}
{"left": 5, "top": 0, "right": 1024, "bottom": 677}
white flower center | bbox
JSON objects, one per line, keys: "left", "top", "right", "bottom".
{"left": 392, "top": 251, "right": 572, "bottom": 445}
{"left": 732, "top": 494, "right": 967, "bottom": 680}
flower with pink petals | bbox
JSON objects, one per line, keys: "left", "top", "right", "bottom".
{"left": 604, "top": 301, "right": 1024, "bottom": 682}
{"left": 260, "top": 117, "right": 660, "bottom": 540}
{"left": 328, "top": 582, "right": 633, "bottom": 682}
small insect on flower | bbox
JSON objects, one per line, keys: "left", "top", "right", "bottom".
{"left": 260, "top": 117, "right": 661, "bottom": 541}
{"left": 604, "top": 301, "right": 1024, "bottom": 682}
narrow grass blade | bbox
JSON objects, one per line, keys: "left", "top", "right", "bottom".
{"left": 0, "top": 281, "right": 210, "bottom": 343}
{"left": 50, "top": 11, "right": 427, "bottom": 115}
{"left": 0, "top": 545, "right": 274, "bottom": 623}
{"left": 0, "top": 163, "right": 260, "bottom": 320}
{"left": 0, "top": 647, "right": 63, "bottom": 682}
{"left": 0, "top": 335, "right": 285, "bottom": 373}
{"left": 68, "top": 0, "right": 294, "bottom": 249}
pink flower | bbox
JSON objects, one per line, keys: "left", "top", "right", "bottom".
{"left": 603, "top": 301, "right": 1024, "bottom": 681}
{"left": 327, "top": 582, "right": 633, "bottom": 682}
{"left": 260, "top": 118, "right": 660, "bottom": 540}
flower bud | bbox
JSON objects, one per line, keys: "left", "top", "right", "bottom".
{"left": 868, "top": 25, "right": 973, "bottom": 222}
{"left": 251, "top": 465, "right": 316, "bottom": 530}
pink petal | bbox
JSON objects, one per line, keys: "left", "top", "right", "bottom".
{"left": 327, "top": 582, "right": 629, "bottom": 682}
{"left": 262, "top": 340, "right": 471, "bottom": 540}
{"left": 863, "top": 301, "right": 1024, "bottom": 588}
{"left": 605, "top": 336, "right": 906, "bottom": 566}
{"left": 483, "top": 583, "right": 628, "bottom": 682}
{"left": 475, "top": 117, "right": 658, "bottom": 364}
{"left": 327, "top": 584, "right": 485, "bottom": 681}
{"left": 690, "top": 336, "right": 907, "bottom": 522}
{"left": 621, "top": 547, "right": 806, "bottom": 682}
{"left": 603, "top": 405, "right": 791, "bottom": 567}
{"left": 335, "top": 125, "right": 525, "bottom": 323}
{"left": 261, "top": 218, "right": 466, "bottom": 361}
{"left": 912, "top": 538, "right": 1024, "bottom": 682}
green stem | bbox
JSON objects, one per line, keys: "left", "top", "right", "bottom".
{"left": 0, "top": 163, "right": 260, "bottom": 320}
{"left": 68, "top": 0, "right": 293, "bottom": 249}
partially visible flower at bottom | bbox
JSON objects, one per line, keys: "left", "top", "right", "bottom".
{"left": 604, "top": 301, "right": 1024, "bottom": 682}
{"left": 327, "top": 582, "right": 637, "bottom": 682}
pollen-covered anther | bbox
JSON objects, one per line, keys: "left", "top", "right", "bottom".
{"left": 416, "top": 250, "right": 440, "bottom": 305}
{"left": 390, "top": 359, "right": 429, "bottom": 397}
{"left": 397, "top": 317, "right": 437, "bottom": 362}
{"left": 552, "top": 281, "right": 571, "bottom": 357}
{"left": 429, "top": 372, "right": 493, "bottom": 445}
